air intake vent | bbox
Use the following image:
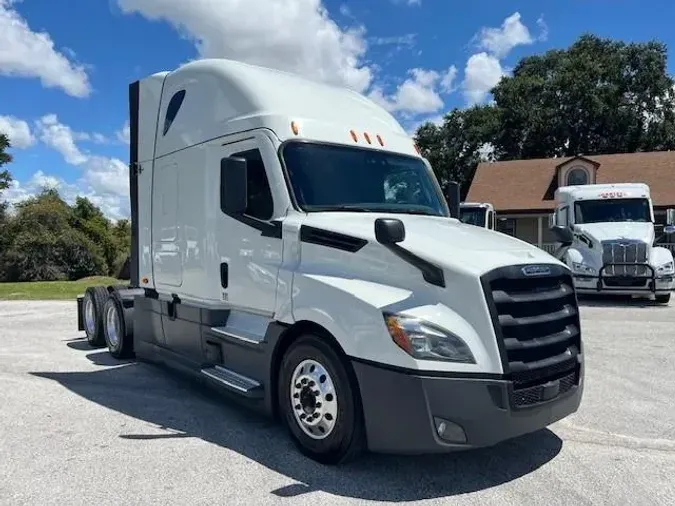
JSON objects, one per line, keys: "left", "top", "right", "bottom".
{"left": 300, "top": 225, "right": 368, "bottom": 252}
{"left": 481, "top": 264, "right": 582, "bottom": 408}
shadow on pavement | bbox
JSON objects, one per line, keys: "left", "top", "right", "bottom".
{"left": 577, "top": 293, "right": 670, "bottom": 309}
{"left": 31, "top": 347, "right": 564, "bottom": 502}
{"left": 66, "top": 339, "right": 95, "bottom": 351}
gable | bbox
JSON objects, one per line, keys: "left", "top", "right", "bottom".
{"left": 466, "top": 151, "right": 675, "bottom": 213}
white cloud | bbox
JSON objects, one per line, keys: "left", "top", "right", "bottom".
{"left": 369, "top": 66, "right": 457, "bottom": 115}
{"left": 536, "top": 16, "right": 549, "bottom": 42}
{"left": 4, "top": 169, "right": 129, "bottom": 220}
{"left": 462, "top": 12, "right": 545, "bottom": 105}
{"left": 115, "top": 0, "right": 373, "bottom": 93}
{"left": 0, "top": 0, "right": 91, "bottom": 97}
{"left": 474, "top": 12, "right": 533, "bottom": 59}
{"left": 0, "top": 114, "right": 35, "bottom": 148}
{"left": 116, "top": 120, "right": 130, "bottom": 145}
{"left": 463, "top": 52, "right": 504, "bottom": 105}
{"left": 12, "top": 114, "right": 132, "bottom": 219}
{"left": 406, "top": 114, "right": 444, "bottom": 135}
{"left": 35, "top": 114, "right": 88, "bottom": 165}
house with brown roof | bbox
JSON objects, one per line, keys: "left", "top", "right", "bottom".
{"left": 465, "top": 151, "right": 675, "bottom": 253}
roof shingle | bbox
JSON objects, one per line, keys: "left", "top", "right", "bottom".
{"left": 466, "top": 151, "right": 675, "bottom": 212}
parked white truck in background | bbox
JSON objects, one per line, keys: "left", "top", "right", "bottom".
{"left": 549, "top": 182, "right": 675, "bottom": 303}
{"left": 459, "top": 202, "right": 496, "bottom": 230}
{"left": 76, "top": 58, "right": 584, "bottom": 465}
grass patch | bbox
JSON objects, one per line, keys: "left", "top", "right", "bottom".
{"left": 0, "top": 277, "right": 125, "bottom": 301}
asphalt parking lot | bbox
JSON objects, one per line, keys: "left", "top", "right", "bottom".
{"left": 1, "top": 299, "right": 674, "bottom": 505}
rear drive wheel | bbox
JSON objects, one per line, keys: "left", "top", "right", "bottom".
{"left": 102, "top": 294, "right": 134, "bottom": 359}
{"left": 278, "top": 334, "right": 365, "bottom": 465}
{"left": 82, "top": 286, "right": 108, "bottom": 348}
{"left": 656, "top": 293, "right": 671, "bottom": 304}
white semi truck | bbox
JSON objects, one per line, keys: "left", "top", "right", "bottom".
{"left": 76, "top": 58, "right": 584, "bottom": 464}
{"left": 549, "top": 183, "right": 675, "bottom": 303}
{"left": 459, "top": 202, "right": 496, "bottom": 230}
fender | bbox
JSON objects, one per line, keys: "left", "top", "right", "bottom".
{"left": 290, "top": 272, "right": 499, "bottom": 374}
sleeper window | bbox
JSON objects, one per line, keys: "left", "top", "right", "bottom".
{"left": 230, "top": 149, "right": 274, "bottom": 220}
{"left": 163, "top": 90, "right": 186, "bottom": 136}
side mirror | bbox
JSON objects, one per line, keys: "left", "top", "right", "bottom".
{"left": 666, "top": 208, "right": 675, "bottom": 226}
{"left": 375, "top": 218, "right": 405, "bottom": 244}
{"left": 551, "top": 225, "right": 574, "bottom": 245}
{"left": 220, "top": 156, "right": 247, "bottom": 215}
{"left": 444, "top": 181, "right": 460, "bottom": 219}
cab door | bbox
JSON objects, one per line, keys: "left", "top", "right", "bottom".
{"left": 214, "top": 133, "right": 286, "bottom": 318}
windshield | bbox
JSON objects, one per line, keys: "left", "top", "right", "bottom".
{"left": 459, "top": 207, "right": 487, "bottom": 227}
{"left": 574, "top": 198, "right": 652, "bottom": 224}
{"left": 280, "top": 142, "right": 449, "bottom": 216}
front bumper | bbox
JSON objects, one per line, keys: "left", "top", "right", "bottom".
{"left": 352, "top": 359, "right": 584, "bottom": 454}
{"left": 572, "top": 264, "right": 674, "bottom": 295}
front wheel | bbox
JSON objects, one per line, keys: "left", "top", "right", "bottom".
{"left": 277, "top": 334, "right": 365, "bottom": 465}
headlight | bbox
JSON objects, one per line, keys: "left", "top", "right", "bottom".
{"left": 383, "top": 313, "right": 475, "bottom": 363}
{"left": 657, "top": 261, "right": 674, "bottom": 275}
{"left": 572, "top": 262, "right": 595, "bottom": 275}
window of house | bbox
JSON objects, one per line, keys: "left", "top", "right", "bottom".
{"left": 229, "top": 148, "right": 274, "bottom": 220}
{"left": 497, "top": 218, "right": 516, "bottom": 237}
{"left": 566, "top": 166, "right": 589, "bottom": 186}
{"left": 163, "top": 90, "right": 186, "bottom": 136}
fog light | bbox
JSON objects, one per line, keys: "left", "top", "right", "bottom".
{"left": 433, "top": 417, "right": 467, "bottom": 443}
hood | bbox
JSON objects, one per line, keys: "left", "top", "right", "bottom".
{"left": 575, "top": 222, "right": 654, "bottom": 244}
{"left": 300, "top": 212, "right": 564, "bottom": 276}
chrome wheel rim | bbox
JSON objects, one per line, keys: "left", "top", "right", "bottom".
{"left": 290, "top": 359, "right": 338, "bottom": 440}
{"left": 84, "top": 296, "right": 96, "bottom": 336}
{"left": 105, "top": 303, "right": 120, "bottom": 348}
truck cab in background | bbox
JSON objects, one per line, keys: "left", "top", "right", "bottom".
{"left": 549, "top": 182, "right": 675, "bottom": 303}
{"left": 459, "top": 202, "right": 496, "bottom": 230}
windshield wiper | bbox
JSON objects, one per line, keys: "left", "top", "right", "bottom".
{"left": 306, "top": 205, "right": 441, "bottom": 216}
{"left": 307, "top": 205, "right": 372, "bottom": 212}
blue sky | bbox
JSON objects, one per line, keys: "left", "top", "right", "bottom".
{"left": 2, "top": 0, "right": 675, "bottom": 219}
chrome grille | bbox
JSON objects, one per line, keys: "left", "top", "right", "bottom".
{"left": 601, "top": 240, "right": 650, "bottom": 276}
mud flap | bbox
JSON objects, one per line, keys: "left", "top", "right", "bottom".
{"left": 76, "top": 295, "right": 84, "bottom": 331}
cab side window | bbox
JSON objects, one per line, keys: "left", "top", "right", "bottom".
{"left": 559, "top": 206, "right": 570, "bottom": 227}
{"left": 230, "top": 149, "right": 274, "bottom": 220}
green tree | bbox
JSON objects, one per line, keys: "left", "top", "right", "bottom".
{"left": 1, "top": 189, "right": 106, "bottom": 282}
{"left": 0, "top": 133, "right": 14, "bottom": 271}
{"left": 71, "top": 196, "right": 118, "bottom": 275}
{"left": 414, "top": 34, "right": 675, "bottom": 191}
{"left": 493, "top": 34, "right": 675, "bottom": 159}
{"left": 415, "top": 105, "right": 500, "bottom": 199}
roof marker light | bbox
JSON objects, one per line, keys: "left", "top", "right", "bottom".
{"left": 364, "top": 132, "right": 372, "bottom": 144}
{"left": 291, "top": 121, "right": 299, "bottom": 135}
{"left": 376, "top": 134, "right": 384, "bottom": 146}
{"left": 350, "top": 129, "right": 358, "bottom": 142}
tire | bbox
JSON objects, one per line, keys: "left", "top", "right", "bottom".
{"left": 82, "top": 286, "right": 108, "bottom": 348}
{"left": 656, "top": 293, "right": 671, "bottom": 304}
{"left": 277, "top": 333, "right": 365, "bottom": 465}
{"left": 102, "top": 293, "right": 134, "bottom": 359}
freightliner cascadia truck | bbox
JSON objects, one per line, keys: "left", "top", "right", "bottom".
{"left": 549, "top": 183, "right": 675, "bottom": 303}
{"left": 77, "top": 58, "right": 584, "bottom": 465}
